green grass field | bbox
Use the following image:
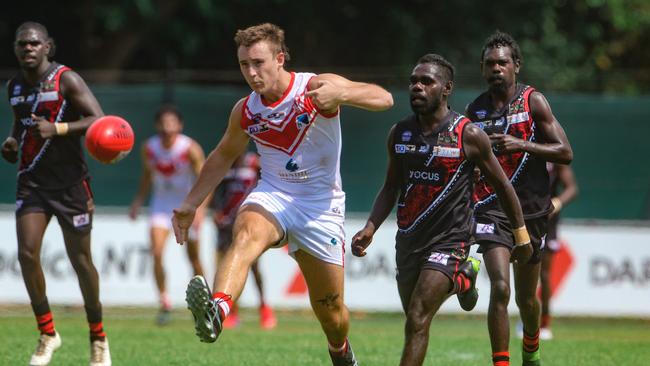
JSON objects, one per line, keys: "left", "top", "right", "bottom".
{"left": 1, "top": 306, "right": 649, "bottom": 365}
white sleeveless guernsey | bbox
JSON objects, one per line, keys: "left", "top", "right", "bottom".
{"left": 144, "top": 134, "right": 195, "bottom": 214}
{"left": 240, "top": 72, "right": 344, "bottom": 200}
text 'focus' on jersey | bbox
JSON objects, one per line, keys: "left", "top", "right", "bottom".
{"left": 145, "top": 134, "right": 195, "bottom": 211}
{"left": 240, "top": 72, "right": 344, "bottom": 200}
{"left": 466, "top": 84, "right": 551, "bottom": 219}
{"left": 393, "top": 111, "right": 474, "bottom": 252}
{"left": 8, "top": 62, "right": 88, "bottom": 190}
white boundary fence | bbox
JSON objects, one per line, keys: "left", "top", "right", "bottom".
{"left": 1, "top": 212, "right": 649, "bottom": 316}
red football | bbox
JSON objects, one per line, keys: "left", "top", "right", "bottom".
{"left": 85, "top": 115, "right": 135, "bottom": 164}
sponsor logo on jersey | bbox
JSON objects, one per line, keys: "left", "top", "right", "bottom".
{"left": 285, "top": 158, "right": 299, "bottom": 172}
{"left": 507, "top": 111, "right": 529, "bottom": 124}
{"left": 247, "top": 123, "right": 269, "bottom": 135}
{"left": 20, "top": 117, "right": 36, "bottom": 127}
{"left": 296, "top": 113, "right": 310, "bottom": 129}
{"left": 12, "top": 84, "right": 21, "bottom": 95}
{"left": 476, "top": 222, "right": 495, "bottom": 234}
{"left": 10, "top": 96, "right": 25, "bottom": 105}
{"left": 418, "top": 144, "right": 430, "bottom": 153}
{"left": 437, "top": 131, "right": 458, "bottom": 146}
{"left": 266, "top": 111, "right": 285, "bottom": 119}
{"left": 37, "top": 91, "right": 59, "bottom": 102}
{"left": 40, "top": 80, "right": 56, "bottom": 91}
{"left": 409, "top": 170, "right": 441, "bottom": 182}
{"left": 401, "top": 130, "right": 412, "bottom": 142}
{"left": 475, "top": 109, "right": 487, "bottom": 119}
{"left": 432, "top": 146, "right": 460, "bottom": 158}
{"left": 15, "top": 199, "right": 23, "bottom": 211}
{"left": 428, "top": 252, "right": 450, "bottom": 265}
{"left": 395, "top": 144, "right": 416, "bottom": 154}
{"left": 73, "top": 213, "right": 90, "bottom": 227}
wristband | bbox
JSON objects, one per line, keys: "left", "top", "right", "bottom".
{"left": 513, "top": 226, "right": 530, "bottom": 246}
{"left": 551, "top": 197, "right": 562, "bottom": 215}
{"left": 55, "top": 123, "right": 69, "bottom": 136}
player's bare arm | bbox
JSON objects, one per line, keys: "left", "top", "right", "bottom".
{"left": 351, "top": 126, "right": 400, "bottom": 257}
{"left": 551, "top": 163, "right": 579, "bottom": 215}
{"left": 463, "top": 123, "right": 533, "bottom": 263}
{"left": 172, "top": 98, "right": 250, "bottom": 244}
{"left": 129, "top": 145, "right": 153, "bottom": 220}
{"left": 32, "top": 71, "right": 104, "bottom": 139}
{"left": 1, "top": 110, "right": 20, "bottom": 163}
{"left": 306, "top": 73, "right": 393, "bottom": 113}
{"left": 489, "top": 91, "right": 572, "bottom": 164}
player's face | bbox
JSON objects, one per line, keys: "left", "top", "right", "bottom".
{"left": 156, "top": 113, "right": 183, "bottom": 140}
{"left": 481, "top": 46, "right": 520, "bottom": 90}
{"left": 409, "top": 63, "right": 450, "bottom": 115}
{"left": 238, "top": 41, "right": 285, "bottom": 94}
{"left": 14, "top": 29, "right": 50, "bottom": 70}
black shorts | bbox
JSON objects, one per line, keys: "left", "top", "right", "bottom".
{"left": 16, "top": 179, "right": 94, "bottom": 233}
{"left": 216, "top": 225, "right": 233, "bottom": 252}
{"left": 396, "top": 242, "right": 471, "bottom": 291}
{"left": 473, "top": 213, "right": 548, "bottom": 264}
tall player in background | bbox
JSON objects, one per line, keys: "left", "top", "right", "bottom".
{"left": 129, "top": 105, "right": 206, "bottom": 325}
{"left": 211, "top": 151, "right": 276, "bottom": 329}
{"left": 351, "top": 54, "right": 531, "bottom": 366}
{"left": 539, "top": 163, "right": 578, "bottom": 339}
{"left": 172, "top": 23, "right": 392, "bottom": 366}
{"left": 1, "top": 22, "right": 110, "bottom": 366}
{"left": 466, "top": 31, "right": 573, "bottom": 366}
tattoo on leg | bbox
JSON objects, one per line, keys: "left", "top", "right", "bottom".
{"left": 317, "top": 293, "right": 340, "bottom": 309}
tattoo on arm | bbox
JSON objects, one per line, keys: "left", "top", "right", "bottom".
{"left": 316, "top": 293, "right": 340, "bottom": 309}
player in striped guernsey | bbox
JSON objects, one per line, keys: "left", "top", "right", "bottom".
{"left": 466, "top": 31, "right": 573, "bottom": 366}
{"left": 171, "top": 23, "right": 393, "bottom": 365}
{"left": 351, "top": 54, "right": 531, "bottom": 366}
{"left": 1, "top": 22, "right": 111, "bottom": 366}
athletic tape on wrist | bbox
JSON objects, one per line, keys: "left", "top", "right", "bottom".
{"left": 55, "top": 123, "right": 69, "bottom": 136}
{"left": 513, "top": 226, "right": 531, "bottom": 246}
{"left": 551, "top": 197, "right": 562, "bottom": 214}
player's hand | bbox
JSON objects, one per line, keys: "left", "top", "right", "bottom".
{"left": 172, "top": 202, "right": 197, "bottom": 245}
{"left": 489, "top": 133, "right": 526, "bottom": 154}
{"left": 1, "top": 137, "right": 18, "bottom": 163}
{"left": 351, "top": 222, "right": 376, "bottom": 257}
{"left": 510, "top": 242, "right": 533, "bottom": 263}
{"left": 31, "top": 114, "right": 57, "bottom": 139}
{"left": 128, "top": 201, "right": 140, "bottom": 220}
{"left": 305, "top": 79, "right": 342, "bottom": 112}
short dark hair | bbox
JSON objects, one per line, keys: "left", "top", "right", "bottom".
{"left": 481, "top": 30, "right": 522, "bottom": 64}
{"left": 417, "top": 54, "right": 455, "bottom": 82}
{"left": 15, "top": 21, "right": 56, "bottom": 58}
{"left": 155, "top": 105, "right": 183, "bottom": 123}
{"left": 234, "top": 23, "right": 291, "bottom": 62}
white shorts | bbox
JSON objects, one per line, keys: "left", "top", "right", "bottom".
{"left": 241, "top": 182, "right": 346, "bottom": 266}
{"left": 149, "top": 210, "right": 199, "bottom": 241}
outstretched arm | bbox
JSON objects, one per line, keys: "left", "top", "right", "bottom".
{"left": 172, "top": 99, "right": 250, "bottom": 244}
{"left": 306, "top": 73, "right": 393, "bottom": 114}
{"left": 464, "top": 123, "right": 532, "bottom": 263}
{"left": 33, "top": 71, "right": 104, "bottom": 139}
{"left": 351, "top": 125, "right": 400, "bottom": 257}
{"left": 489, "top": 91, "right": 572, "bottom": 164}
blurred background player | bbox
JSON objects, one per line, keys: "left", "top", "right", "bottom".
{"left": 129, "top": 105, "right": 206, "bottom": 325}
{"left": 211, "top": 151, "right": 277, "bottom": 329}
{"left": 466, "top": 31, "right": 573, "bottom": 366}
{"left": 1, "top": 22, "right": 110, "bottom": 366}
{"left": 540, "top": 163, "right": 578, "bottom": 339}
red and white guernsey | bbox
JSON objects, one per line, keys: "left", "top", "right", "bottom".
{"left": 240, "top": 72, "right": 344, "bottom": 200}
{"left": 144, "top": 134, "right": 195, "bottom": 212}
